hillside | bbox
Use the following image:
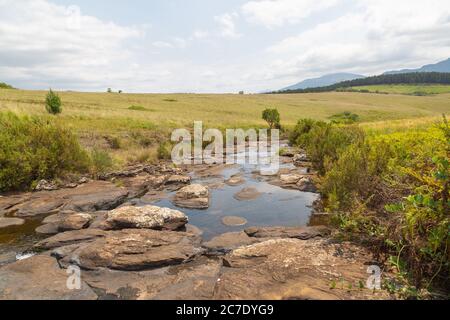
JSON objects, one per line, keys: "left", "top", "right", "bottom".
{"left": 0, "top": 82, "right": 15, "bottom": 89}
{"left": 281, "top": 73, "right": 365, "bottom": 91}
{"left": 385, "top": 58, "right": 450, "bottom": 75}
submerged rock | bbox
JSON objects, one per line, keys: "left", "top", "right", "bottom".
{"left": 233, "top": 187, "right": 262, "bottom": 201}
{"left": 221, "top": 216, "right": 248, "bottom": 227}
{"left": 104, "top": 205, "right": 188, "bottom": 231}
{"left": 173, "top": 184, "right": 210, "bottom": 209}
{"left": 225, "top": 174, "right": 246, "bottom": 187}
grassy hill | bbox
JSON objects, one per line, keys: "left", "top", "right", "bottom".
{"left": 344, "top": 84, "right": 450, "bottom": 95}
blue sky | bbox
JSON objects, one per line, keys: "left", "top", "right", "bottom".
{"left": 1, "top": 0, "right": 449, "bottom": 93}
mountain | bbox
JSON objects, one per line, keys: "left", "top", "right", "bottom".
{"left": 280, "top": 73, "right": 365, "bottom": 91}
{"left": 384, "top": 58, "right": 450, "bottom": 75}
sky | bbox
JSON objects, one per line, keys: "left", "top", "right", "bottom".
{"left": 0, "top": 0, "right": 449, "bottom": 93}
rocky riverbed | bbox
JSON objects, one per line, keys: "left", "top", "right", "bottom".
{"left": 0, "top": 148, "right": 394, "bottom": 300}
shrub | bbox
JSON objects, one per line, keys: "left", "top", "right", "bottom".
{"left": 90, "top": 149, "right": 113, "bottom": 176}
{"left": 106, "top": 136, "right": 122, "bottom": 150}
{"left": 262, "top": 108, "right": 281, "bottom": 130}
{"left": 157, "top": 142, "right": 171, "bottom": 160}
{"left": 0, "top": 82, "right": 14, "bottom": 89}
{"left": 45, "top": 89, "right": 62, "bottom": 115}
{"left": 0, "top": 112, "right": 89, "bottom": 191}
{"left": 289, "top": 119, "right": 325, "bottom": 146}
{"left": 128, "top": 105, "right": 148, "bottom": 111}
{"left": 329, "top": 112, "right": 360, "bottom": 124}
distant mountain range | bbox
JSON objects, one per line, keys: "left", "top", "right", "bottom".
{"left": 384, "top": 58, "right": 450, "bottom": 75}
{"left": 281, "top": 73, "right": 365, "bottom": 91}
{"left": 279, "top": 58, "right": 450, "bottom": 92}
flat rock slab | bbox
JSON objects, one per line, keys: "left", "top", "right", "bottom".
{"left": 245, "top": 226, "right": 331, "bottom": 240}
{"left": 233, "top": 187, "right": 262, "bottom": 201}
{"left": 34, "top": 229, "right": 108, "bottom": 251}
{"left": 104, "top": 205, "right": 188, "bottom": 231}
{"left": 3, "top": 181, "right": 129, "bottom": 217}
{"left": 65, "top": 229, "right": 203, "bottom": 271}
{"left": 0, "top": 217, "right": 25, "bottom": 229}
{"left": 203, "top": 231, "right": 262, "bottom": 254}
{"left": 221, "top": 216, "right": 248, "bottom": 227}
{"left": 173, "top": 184, "right": 210, "bottom": 209}
{"left": 217, "top": 239, "right": 392, "bottom": 300}
{"left": 0, "top": 255, "right": 97, "bottom": 300}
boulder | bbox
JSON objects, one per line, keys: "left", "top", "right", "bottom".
{"left": 104, "top": 205, "right": 188, "bottom": 231}
{"left": 293, "top": 153, "right": 309, "bottom": 164}
{"left": 173, "top": 184, "right": 210, "bottom": 209}
{"left": 34, "top": 179, "right": 58, "bottom": 192}
{"left": 245, "top": 226, "right": 331, "bottom": 240}
{"left": 66, "top": 229, "right": 203, "bottom": 271}
{"left": 279, "top": 174, "right": 303, "bottom": 185}
{"left": 165, "top": 175, "right": 191, "bottom": 185}
{"left": 296, "top": 177, "right": 317, "bottom": 193}
{"left": 36, "top": 212, "right": 93, "bottom": 235}
{"left": 203, "top": 231, "right": 261, "bottom": 254}
{"left": 0, "top": 255, "right": 97, "bottom": 300}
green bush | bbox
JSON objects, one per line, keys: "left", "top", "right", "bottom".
{"left": 90, "top": 149, "right": 113, "bottom": 176}
{"left": 0, "top": 112, "right": 89, "bottom": 191}
{"left": 329, "top": 112, "right": 360, "bottom": 124}
{"left": 45, "top": 89, "right": 62, "bottom": 115}
{"left": 0, "top": 82, "right": 15, "bottom": 89}
{"left": 289, "top": 119, "right": 325, "bottom": 146}
{"left": 157, "top": 142, "right": 171, "bottom": 160}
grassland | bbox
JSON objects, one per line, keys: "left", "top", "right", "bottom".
{"left": 347, "top": 84, "right": 450, "bottom": 95}
{"left": 1, "top": 88, "right": 449, "bottom": 164}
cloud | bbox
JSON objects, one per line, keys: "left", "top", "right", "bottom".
{"left": 0, "top": 0, "right": 143, "bottom": 90}
{"left": 242, "top": 0, "right": 338, "bottom": 28}
{"left": 214, "top": 12, "right": 242, "bottom": 38}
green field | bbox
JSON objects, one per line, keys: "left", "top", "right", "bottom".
{"left": 347, "top": 84, "right": 450, "bottom": 95}
{"left": 1, "top": 88, "right": 449, "bottom": 163}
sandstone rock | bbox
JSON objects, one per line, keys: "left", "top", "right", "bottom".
{"left": 221, "top": 216, "right": 248, "bottom": 227}
{"left": 67, "top": 229, "right": 203, "bottom": 271}
{"left": 173, "top": 184, "right": 210, "bottom": 209}
{"left": 35, "top": 223, "right": 59, "bottom": 235}
{"left": 105, "top": 205, "right": 188, "bottom": 231}
{"left": 34, "top": 229, "right": 108, "bottom": 251}
{"left": 245, "top": 226, "right": 331, "bottom": 240}
{"left": 34, "top": 179, "right": 58, "bottom": 191}
{"left": 0, "top": 255, "right": 97, "bottom": 300}
{"left": 5, "top": 181, "right": 129, "bottom": 217}
{"left": 225, "top": 175, "right": 246, "bottom": 186}
{"left": 233, "top": 187, "right": 262, "bottom": 201}
{"left": 216, "top": 239, "right": 392, "bottom": 300}
{"left": 279, "top": 174, "right": 303, "bottom": 185}
{"left": 165, "top": 175, "right": 191, "bottom": 185}
{"left": 296, "top": 177, "right": 317, "bottom": 193}
{"left": 0, "top": 252, "right": 17, "bottom": 266}
{"left": 59, "top": 213, "right": 93, "bottom": 232}
{"left": 0, "top": 217, "right": 25, "bottom": 229}
{"left": 293, "top": 153, "right": 309, "bottom": 164}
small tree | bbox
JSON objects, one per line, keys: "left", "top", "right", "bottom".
{"left": 107, "top": 88, "right": 112, "bottom": 93}
{"left": 262, "top": 108, "right": 280, "bottom": 129}
{"left": 45, "top": 89, "right": 62, "bottom": 115}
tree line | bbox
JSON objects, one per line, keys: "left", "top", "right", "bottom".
{"left": 273, "top": 72, "right": 450, "bottom": 94}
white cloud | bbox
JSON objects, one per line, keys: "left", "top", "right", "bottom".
{"left": 242, "top": 0, "right": 338, "bottom": 28}
{"left": 0, "top": 0, "right": 143, "bottom": 90}
{"left": 214, "top": 13, "right": 242, "bottom": 38}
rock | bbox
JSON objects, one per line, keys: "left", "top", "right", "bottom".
{"left": 225, "top": 175, "right": 246, "bottom": 186}
{"left": 203, "top": 231, "right": 261, "bottom": 254}
{"left": 233, "top": 187, "right": 262, "bottom": 201}
{"left": 34, "top": 229, "right": 108, "bottom": 251}
{"left": 293, "top": 153, "right": 309, "bottom": 164}
{"left": 66, "top": 229, "right": 203, "bottom": 271}
{"left": 59, "top": 213, "right": 93, "bottom": 232}
{"left": 216, "top": 239, "right": 392, "bottom": 300}
{"left": 173, "top": 184, "right": 210, "bottom": 209}
{"left": 165, "top": 175, "right": 191, "bottom": 185}
{"left": 279, "top": 148, "right": 296, "bottom": 157}
{"left": 245, "top": 226, "right": 331, "bottom": 240}
{"left": 6, "top": 181, "right": 129, "bottom": 217}
{"left": 309, "top": 213, "right": 335, "bottom": 226}
{"left": 78, "top": 177, "right": 90, "bottom": 184}
{"left": 81, "top": 257, "right": 221, "bottom": 300}
{"left": 221, "top": 216, "right": 248, "bottom": 227}
{"left": 0, "top": 217, "right": 25, "bottom": 229}
{"left": 34, "top": 179, "right": 58, "bottom": 191}
{"left": 296, "top": 177, "right": 317, "bottom": 193}
{"left": 139, "top": 190, "right": 168, "bottom": 204}
{"left": 35, "top": 223, "right": 59, "bottom": 235}
{"left": 0, "top": 255, "right": 97, "bottom": 300}
{"left": 119, "top": 175, "right": 153, "bottom": 198}
{"left": 279, "top": 174, "right": 303, "bottom": 185}
{"left": 0, "top": 252, "right": 17, "bottom": 266}
{"left": 104, "top": 205, "right": 188, "bottom": 231}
